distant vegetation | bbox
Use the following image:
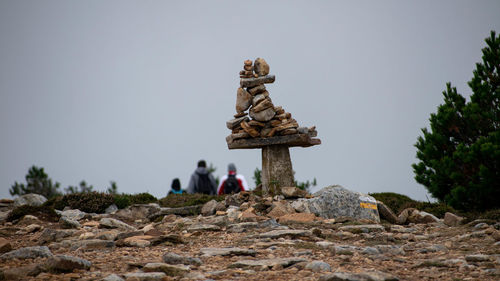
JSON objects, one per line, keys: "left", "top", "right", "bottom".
{"left": 413, "top": 31, "right": 500, "bottom": 211}
{"left": 10, "top": 166, "right": 62, "bottom": 199}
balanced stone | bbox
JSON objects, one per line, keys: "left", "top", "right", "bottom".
{"left": 248, "top": 84, "right": 266, "bottom": 95}
{"left": 252, "top": 98, "right": 274, "bottom": 113}
{"left": 241, "top": 121, "right": 260, "bottom": 138}
{"left": 254, "top": 57, "right": 270, "bottom": 76}
{"left": 226, "top": 116, "right": 249, "bottom": 130}
{"left": 250, "top": 106, "right": 275, "bottom": 122}
{"left": 252, "top": 93, "right": 267, "bottom": 106}
{"left": 240, "top": 75, "right": 275, "bottom": 88}
{"left": 236, "top": 87, "right": 252, "bottom": 112}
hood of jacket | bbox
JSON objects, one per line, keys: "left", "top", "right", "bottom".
{"left": 195, "top": 167, "right": 209, "bottom": 175}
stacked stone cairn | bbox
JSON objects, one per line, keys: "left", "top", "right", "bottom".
{"left": 226, "top": 58, "right": 317, "bottom": 141}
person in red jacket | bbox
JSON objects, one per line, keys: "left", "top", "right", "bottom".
{"left": 218, "top": 163, "right": 247, "bottom": 195}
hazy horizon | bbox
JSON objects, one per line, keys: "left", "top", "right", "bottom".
{"left": 1, "top": 1, "right": 500, "bottom": 201}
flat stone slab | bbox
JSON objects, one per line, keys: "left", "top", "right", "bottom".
{"left": 44, "top": 255, "right": 92, "bottom": 272}
{"left": 200, "top": 247, "right": 256, "bottom": 257}
{"left": 0, "top": 246, "right": 53, "bottom": 260}
{"left": 148, "top": 205, "right": 202, "bottom": 220}
{"left": 258, "top": 229, "right": 311, "bottom": 239}
{"left": 142, "top": 262, "right": 190, "bottom": 276}
{"left": 229, "top": 257, "right": 307, "bottom": 270}
{"left": 186, "top": 224, "right": 221, "bottom": 232}
{"left": 99, "top": 218, "right": 137, "bottom": 231}
{"left": 319, "top": 271, "right": 399, "bottom": 281}
{"left": 338, "top": 225, "right": 385, "bottom": 233}
{"left": 123, "top": 272, "right": 167, "bottom": 281}
{"left": 227, "top": 133, "right": 321, "bottom": 149}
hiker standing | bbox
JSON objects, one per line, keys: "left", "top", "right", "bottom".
{"left": 186, "top": 160, "right": 217, "bottom": 195}
{"left": 217, "top": 163, "right": 248, "bottom": 195}
{"left": 168, "top": 178, "right": 185, "bottom": 195}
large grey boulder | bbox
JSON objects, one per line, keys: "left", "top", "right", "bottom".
{"left": 14, "top": 194, "right": 47, "bottom": 207}
{"left": 295, "top": 185, "right": 380, "bottom": 222}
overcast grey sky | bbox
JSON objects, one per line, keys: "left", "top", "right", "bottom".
{"left": 1, "top": 1, "right": 499, "bottom": 201}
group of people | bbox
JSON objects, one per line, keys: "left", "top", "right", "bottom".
{"left": 168, "top": 160, "right": 248, "bottom": 196}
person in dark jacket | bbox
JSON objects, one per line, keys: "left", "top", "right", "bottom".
{"left": 186, "top": 160, "right": 217, "bottom": 195}
{"left": 168, "top": 178, "right": 185, "bottom": 195}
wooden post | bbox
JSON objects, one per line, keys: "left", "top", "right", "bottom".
{"left": 226, "top": 132, "right": 320, "bottom": 196}
{"left": 261, "top": 145, "right": 295, "bottom": 195}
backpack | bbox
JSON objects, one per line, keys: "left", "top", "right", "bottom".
{"left": 224, "top": 174, "right": 240, "bottom": 194}
{"left": 196, "top": 173, "right": 213, "bottom": 194}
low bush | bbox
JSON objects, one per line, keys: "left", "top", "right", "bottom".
{"left": 7, "top": 205, "right": 60, "bottom": 222}
{"left": 44, "top": 192, "right": 114, "bottom": 213}
{"left": 113, "top": 192, "right": 158, "bottom": 209}
{"left": 159, "top": 193, "right": 225, "bottom": 208}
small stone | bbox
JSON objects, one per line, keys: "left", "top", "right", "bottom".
{"left": 162, "top": 252, "right": 202, "bottom": 265}
{"left": 250, "top": 106, "right": 276, "bottom": 122}
{"left": 443, "top": 212, "right": 464, "bottom": 226}
{"left": 79, "top": 232, "right": 96, "bottom": 240}
{"left": 60, "top": 209, "right": 87, "bottom": 220}
{"left": 1, "top": 264, "right": 42, "bottom": 279}
{"left": 0, "top": 238, "right": 12, "bottom": 253}
{"left": 25, "top": 223, "right": 42, "bottom": 233}
{"left": 305, "top": 261, "right": 331, "bottom": 272}
{"left": 102, "top": 274, "right": 124, "bottom": 281}
{"left": 142, "top": 262, "right": 190, "bottom": 277}
{"left": 267, "top": 201, "right": 296, "bottom": 218}
{"left": 465, "top": 254, "right": 491, "bottom": 262}
{"left": 201, "top": 200, "right": 218, "bottom": 216}
{"left": 200, "top": 247, "right": 256, "bottom": 257}
{"left": 236, "top": 87, "right": 252, "bottom": 113}
{"left": 44, "top": 255, "right": 92, "bottom": 272}
{"left": 226, "top": 116, "right": 250, "bottom": 130}
{"left": 252, "top": 93, "right": 267, "bottom": 107}
{"left": 186, "top": 224, "right": 221, "bottom": 232}
{"left": 105, "top": 204, "right": 118, "bottom": 214}
{"left": 319, "top": 271, "right": 399, "bottom": 281}
{"left": 229, "top": 257, "right": 306, "bottom": 270}
{"left": 297, "top": 127, "right": 309, "bottom": 134}
{"left": 122, "top": 236, "right": 152, "bottom": 247}
{"left": 240, "top": 75, "right": 275, "bottom": 88}
{"left": 254, "top": 58, "right": 270, "bottom": 76}
{"left": 252, "top": 98, "right": 274, "bottom": 113}
{"left": 99, "top": 218, "right": 137, "bottom": 231}
{"left": 123, "top": 272, "right": 167, "bottom": 281}
{"left": 247, "top": 84, "right": 266, "bottom": 95}
{"left": 240, "top": 121, "right": 260, "bottom": 138}
{"left": 60, "top": 216, "right": 81, "bottom": 229}
{"left": 0, "top": 246, "right": 53, "bottom": 260}
{"left": 244, "top": 59, "right": 252, "bottom": 66}
{"left": 69, "top": 239, "right": 115, "bottom": 250}
{"left": 18, "top": 214, "right": 40, "bottom": 225}
{"left": 377, "top": 201, "right": 398, "bottom": 224}
{"left": 13, "top": 193, "right": 47, "bottom": 207}
{"left": 234, "top": 112, "right": 247, "bottom": 118}
{"left": 259, "top": 229, "right": 311, "bottom": 239}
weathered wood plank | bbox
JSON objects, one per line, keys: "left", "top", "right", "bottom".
{"left": 227, "top": 133, "right": 321, "bottom": 149}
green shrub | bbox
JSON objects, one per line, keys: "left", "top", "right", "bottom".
{"left": 129, "top": 192, "right": 157, "bottom": 204}
{"left": 113, "top": 194, "right": 131, "bottom": 209}
{"left": 44, "top": 191, "right": 114, "bottom": 213}
{"left": 7, "top": 205, "right": 60, "bottom": 222}
{"left": 159, "top": 193, "right": 224, "bottom": 208}
{"left": 112, "top": 192, "right": 157, "bottom": 209}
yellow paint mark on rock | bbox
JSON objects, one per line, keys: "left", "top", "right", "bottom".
{"left": 360, "top": 202, "right": 377, "bottom": 210}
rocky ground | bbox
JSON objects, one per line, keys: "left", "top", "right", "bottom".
{"left": 0, "top": 192, "right": 499, "bottom": 281}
